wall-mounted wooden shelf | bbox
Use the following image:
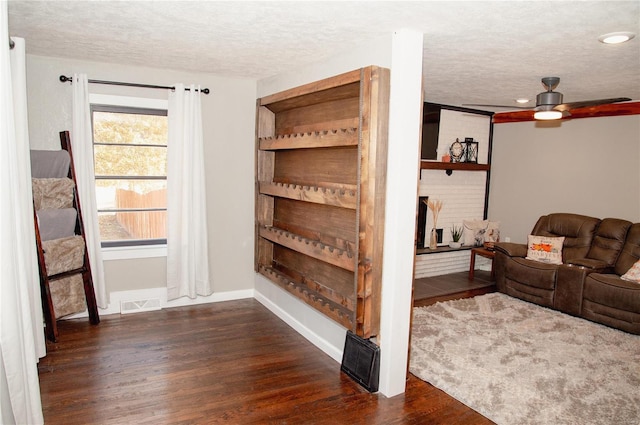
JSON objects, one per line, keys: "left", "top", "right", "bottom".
{"left": 258, "top": 264, "right": 354, "bottom": 329}
{"left": 416, "top": 245, "right": 473, "bottom": 255}
{"left": 258, "top": 225, "right": 356, "bottom": 272}
{"left": 420, "top": 161, "right": 490, "bottom": 172}
{"left": 256, "top": 66, "right": 389, "bottom": 338}
{"left": 258, "top": 182, "right": 357, "bottom": 209}
{"left": 259, "top": 128, "right": 359, "bottom": 150}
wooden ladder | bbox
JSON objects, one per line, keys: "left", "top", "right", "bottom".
{"left": 32, "top": 131, "right": 100, "bottom": 342}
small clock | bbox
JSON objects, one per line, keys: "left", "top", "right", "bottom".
{"left": 450, "top": 140, "right": 465, "bottom": 163}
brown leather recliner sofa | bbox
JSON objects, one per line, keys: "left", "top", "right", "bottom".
{"left": 494, "top": 213, "right": 640, "bottom": 335}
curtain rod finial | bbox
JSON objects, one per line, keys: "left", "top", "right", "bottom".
{"left": 59, "top": 75, "right": 72, "bottom": 83}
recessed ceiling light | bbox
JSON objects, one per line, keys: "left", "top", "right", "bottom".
{"left": 598, "top": 32, "right": 636, "bottom": 44}
{"left": 515, "top": 98, "right": 530, "bottom": 104}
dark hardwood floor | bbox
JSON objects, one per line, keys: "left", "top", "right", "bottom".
{"left": 39, "top": 295, "right": 494, "bottom": 424}
{"left": 413, "top": 270, "right": 496, "bottom": 307}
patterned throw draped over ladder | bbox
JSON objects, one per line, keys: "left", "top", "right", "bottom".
{"left": 30, "top": 130, "right": 100, "bottom": 342}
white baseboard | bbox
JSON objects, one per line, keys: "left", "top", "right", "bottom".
{"left": 64, "top": 287, "right": 255, "bottom": 319}
{"left": 253, "top": 276, "right": 345, "bottom": 363}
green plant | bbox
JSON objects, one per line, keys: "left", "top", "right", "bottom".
{"left": 450, "top": 225, "right": 464, "bottom": 243}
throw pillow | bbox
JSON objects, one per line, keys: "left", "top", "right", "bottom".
{"left": 485, "top": 221, "right": 500, "bottom": 243}
{"left": 526, "top": 235, "right": 565, "bottom": 264}
{"left": 463, "top": 220, "right": 500, "bottom": 247}
{"left": 463, "top": 219, "right": 488, "bottom": 247}
{"left": 621, "top": 259, "right": 640, "bottom": 283}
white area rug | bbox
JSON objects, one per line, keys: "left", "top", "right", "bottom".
{"left": 410, "top": 293, "right": 640, "bottom": 425}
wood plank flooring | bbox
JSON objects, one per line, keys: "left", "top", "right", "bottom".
{"left": 413, "top": 270, "right": 496, "bottom": 307}
{"left": 38, "top": 297, "right": 494, "bottom": 424}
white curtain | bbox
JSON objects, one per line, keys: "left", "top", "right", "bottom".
{"left": 71, "top": 74, "right": 108, "bottom": 309}
{"left": 167, "top": 84, "right": 211, "bottom": 300}
{"left": 9, "top": 38, "right": 45, "bottom": 359}
{"left": 0, "top": 4, "right": 45, "bottom": 422}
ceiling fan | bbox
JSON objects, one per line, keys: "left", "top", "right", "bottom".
{"left": 465, "top": 77, "right": 631, "bottom": 120}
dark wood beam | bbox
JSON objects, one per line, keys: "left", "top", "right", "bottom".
{"left": 493, "top": 101, "right": 640, "bottom": 124}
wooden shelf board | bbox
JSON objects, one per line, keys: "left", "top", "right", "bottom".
{"left": 258, "top": 265, "right": 354, "bottom": 329}
{"left": 259, "top": 128, "right": 358, "bottom": 150}
{"left": 259, "top": 70, "right": 362, "bottom": 111}
{"left": 259, "top": 225, "right": 356, "bottom": 272}
{"left": 420, "top": 161, "right": 490, "bottom": 171}
{"left": 272, "top": 263, "right": 355, "bottom": 311}
{"left": 416, "top": 245, "right": 473, "bottom": 255}
{"left": 259, "top": 181, "right": 357, "bottom": 209}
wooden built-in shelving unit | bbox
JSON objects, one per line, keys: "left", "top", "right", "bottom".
{"left": 256, "top": 66, "right": 389, "bottom": 337}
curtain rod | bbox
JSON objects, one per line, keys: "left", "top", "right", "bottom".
{"left": 59, "top": 75, "right": 210, "bottom": 95}
{"left": 9, "top": 37, "right": 14, "bottom": 49}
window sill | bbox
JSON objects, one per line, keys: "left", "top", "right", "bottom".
{"left": 102, "top": 244, "right": 167, "bottom": 261}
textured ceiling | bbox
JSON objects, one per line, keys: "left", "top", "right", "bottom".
{"left": 7, "top": 1, "right": 640, "bottom": 110}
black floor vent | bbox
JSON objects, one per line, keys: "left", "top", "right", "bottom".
{"left": 340, "top": 330, "right": 380, "bottom": 393}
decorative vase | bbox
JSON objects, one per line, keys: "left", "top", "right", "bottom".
{"left": 429, "top": 228, "right": 438, "bottom": 249}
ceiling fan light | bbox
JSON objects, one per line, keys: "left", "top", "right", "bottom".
{"left": 534, "top": 109, "right": 563, "bottom": 120}
{"left": 598, "top": 32, "right": 636, "bottom": 44}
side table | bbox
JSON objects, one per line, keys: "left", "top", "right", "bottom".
{"left": 469, "top": 247, "right": 495, "bottom": 281}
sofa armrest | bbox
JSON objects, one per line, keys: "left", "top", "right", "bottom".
{"left": 554, "top": 260, "right": 610, "bottom": 316}
{"left": 565, "top": 257, "right": 609, "bottom": 272}
{"left": 555, "top": 264, "right": 587, "bottom": 315}
{"left": 494, "top": 242, "right": 527, "bottom": 258}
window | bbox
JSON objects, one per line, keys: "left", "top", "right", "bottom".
{"left": 91, "top": 104, "right": 168, "bottom": 248}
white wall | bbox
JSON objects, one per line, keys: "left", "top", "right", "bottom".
{"left": 488, "top": 115, "right": 640, "bottom": 243}
{"left": 378, "top": 29, "right": 424, "bottom": 397}
{"left": 25, "top": 55, "right": 257, "bottom": 305}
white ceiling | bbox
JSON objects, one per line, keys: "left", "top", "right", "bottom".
{"left": 7, "top": 1, "right": 640, "bottom": 111}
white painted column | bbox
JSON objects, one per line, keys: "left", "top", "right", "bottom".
{"left": 378, "top": 29, "right": 424, "bottom": 397}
